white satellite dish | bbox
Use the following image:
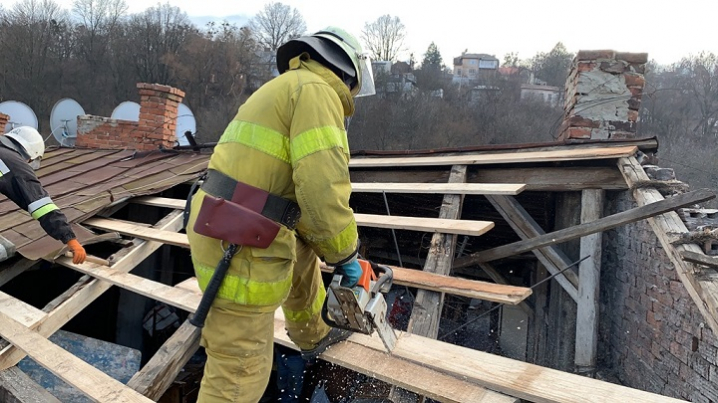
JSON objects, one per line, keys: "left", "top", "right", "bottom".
{"left": 176, "top": 103, "right": 196, "bottom": 146}
{"left": 0, "top": 101, "right": 38, "bottom": 133}
{"left": 111, "top": 101, "right": 140, "bottom": 122}
{"left": 50, "top": 98, "right": 86, "bottom": 147}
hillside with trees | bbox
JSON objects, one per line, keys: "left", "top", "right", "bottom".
{"left": 1, "top": 0, "right": 717, "bottom": 193}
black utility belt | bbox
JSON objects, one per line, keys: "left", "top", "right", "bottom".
{"left": 201, "top": 169, "right": 301, "bottom": 230}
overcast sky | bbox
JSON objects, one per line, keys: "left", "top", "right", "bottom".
{"left": 7, "top": 0, "right": 717, "bottom": 66}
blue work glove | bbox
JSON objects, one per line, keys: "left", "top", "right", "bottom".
{"left": 336, "top": 259, "right": 363, "bottom": 287}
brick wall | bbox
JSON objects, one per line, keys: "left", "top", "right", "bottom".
{"left": 600, "top": 191, "right": 718, "bottom": 402}
{"left": 76, "top": 83, "right": 185, "bottom": 151}
{"left": 558, "top": 50, "right": 647, "bottom": 141}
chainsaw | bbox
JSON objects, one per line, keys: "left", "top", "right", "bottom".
{"left": 322, "top": 259, "right": 398, "bottom": 352}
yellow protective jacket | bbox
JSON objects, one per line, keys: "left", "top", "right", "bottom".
{"left": 187, "top": 53, "right": 358, "bottom": 309}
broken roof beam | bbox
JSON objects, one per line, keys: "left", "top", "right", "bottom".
{"left": 0, "top": 210, "right": 184, "bottom": 371}
{"left": 348, "top": 145, "right": 638, "bottom": 168}
{"left": 454, "top": 188, "right": 715, "bottom": 267}
{"left": 485, "top": 195, "right": 579, "bottom": 302}
{"left": 89, "top": 209, "right": 495, "bottom": 237}
{"left": 126, "top": 319, "right": 200, "bottom": 400}
{"left": 619, "top": 156, "right": 718, "bottom": 335}
{"left": 408, "top": 164, "right": 466, "bottom": 338}
{"left": 0, "top": 311, "right": 153, "bottom": 403}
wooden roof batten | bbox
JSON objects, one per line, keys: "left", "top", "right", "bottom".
{"left": 0, "top": 140, "right": 694, "bottom": 402}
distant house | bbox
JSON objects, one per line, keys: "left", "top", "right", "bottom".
{"left": 452, "top": 53, "right": 499, "bottom": 85}
{"left": 373, "top": 60, "right": 417, "bottom": 99}
{"left": 520, "top": 83, "right": 562, "bottom": 107}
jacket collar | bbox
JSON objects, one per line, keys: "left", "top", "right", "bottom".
{"left": 288, "top": 53, "right": 355, "bottom": 117}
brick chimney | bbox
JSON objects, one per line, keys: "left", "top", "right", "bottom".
{"left": 0, "top": 113, "right": 9, "bottom": 132}
{"left": 558, "top": 50, "right": 647, "bottom": 141}
{"left": 76, "top": 83, "right": 186, "bottom": 151}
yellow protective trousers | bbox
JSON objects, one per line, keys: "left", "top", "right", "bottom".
{"left": 196, "top": 238, "right": 331, "bottom": 403}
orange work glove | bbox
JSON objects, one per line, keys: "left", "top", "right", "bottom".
{"left": 66, "top": 239, "right": 87, "bottom": 264}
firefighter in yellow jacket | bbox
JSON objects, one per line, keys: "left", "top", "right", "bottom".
{"left": 186, "top": 26, "right": 375, "bottom": 402}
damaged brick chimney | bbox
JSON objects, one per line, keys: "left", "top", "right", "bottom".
{"left": 76, "top": 83, "right": 186, "bottom": 151}
{"left": 558, "top": 50, "right": 647, "bottom": 141}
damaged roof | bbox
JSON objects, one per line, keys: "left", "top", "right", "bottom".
{"left": 0, "top": 147, "right": 209, "bottom": 260}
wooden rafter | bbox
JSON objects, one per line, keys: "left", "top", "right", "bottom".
{"left": 125, "top": 198, "right": 495, "bottom": 237}
{"left": 408, "top": 164, "right": 467, "bottom": 338}
{"left": 455, "top": 189, "right": 715, "bottom": 267}
{"left": 0, "top": 210, "right": 184, "bottom": 370}
{"left": 0, "top": 311, "right": 152, "bottom": 403}
{"left": 348, "top": 145, "right": 638, "bottom": 168}
{"left": 485, "top": 195, "right": 579, "bottom": 302}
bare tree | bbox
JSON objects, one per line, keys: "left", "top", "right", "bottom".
{"left": 249, "top": 2, "right": 306, "bottom": 51}
{"left": 361, "top": 14, "right": 406, "bottom": 62}
{"left": 0, "top": 0, "right": 69, "bottom": 126}
{"left": 125, "top": 3, "right": 195, "bottom": 84}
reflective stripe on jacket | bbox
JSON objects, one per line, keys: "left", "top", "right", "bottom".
{"left": 187, "top": 53, "right": 359, "bottom": 307}
{"left": 0, "top": 146, "right": 75, "bottom": 243}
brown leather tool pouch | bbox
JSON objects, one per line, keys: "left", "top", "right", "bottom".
{"left": 193, "top": 195, "right": 280, "bottom": 249}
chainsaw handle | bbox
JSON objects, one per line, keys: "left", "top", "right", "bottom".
{"left": 370, "top": 263, "right": 393, "bottom": 295}
{"left": 320, "top": 293, "right": 341, "bottom": 329}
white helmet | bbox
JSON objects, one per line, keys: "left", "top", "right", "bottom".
{"left": 5, "top": 126, "right": 44, "bottom": 161}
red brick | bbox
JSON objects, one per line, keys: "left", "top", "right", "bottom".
{"left": 577, "top": 50, "right": 616, "bottom": 60}
{"left": 616, "top": 52, "right": 649, "bottom": 64}
{"left": 628, "top": 110, "right": 640, "bottom": 122}
{"left": 567, "top": 127, "right": 592, "bottom": 139}
{"left": 576, "top": 62, "right": 597, "bottom": 72}
{"left": 624, "top": 73, "right": 646, "bottom": 87}
{"left": 630, "top": 86, "right": 643, "bottom": 97}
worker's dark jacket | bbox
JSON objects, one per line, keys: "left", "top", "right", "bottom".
{"left": 0, "top": 145, "right": 75, "bottom": 243}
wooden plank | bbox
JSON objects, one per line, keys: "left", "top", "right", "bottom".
{"left": 575, "top": 190, "right": 605, "bottom": 374}
{"left": 0, "top": 211, "right": 184, "bottom": 370}
{"left": 164, "top": 277, "right": 681, "bottom": 403}
{"left": 468, "top": 167, "right": 628, "bottom": 191}
{"left": 0, "top": 367, "right": 62, "bottom": 403}
{"left": 348, "top": 145, "right": 638, "bottom": 168}
{"left": 455, "top": 189, "right": 716, "bottom": 266}
{"left": 618, "top": 156, "right": 718, "bottom": 335}
{"left": 485, "top": 195, "right": 580, "bottom": 302}
{"left": 126, "top": 320, "right": 201, "bottom": 400}
{"left": 108, "top": 204, "right": 495, "bottom": 237}
{"left": 0, "top": 291, "right": 46, "bottom": 326}
{"left": 161, "top": 277, "right": 522, "bottom": 402}
{"left": 82, "top": 218, "right": 189, "bottom": 248}
{"left": 408, "top": 164, "right": 466, "bottom": 338}
{"left": 0, "top": 311, "right": 152, "bottom": 403}
{"left": 320, "top": 261, "right": 531, "bottom": 305}
{"left": 82, "top": 213, "right": 525, "bottom": 303}
{"left": 355, "top": 213, "right": 493, "bottom": 236}
{"left": 681, "top": 250, "right": 718, "bottom": 269}
{"left": 351, "top": 167, "right": 627, "bottom": 192}
{"left": 351, "top": 182, "right": 526, "bottom": 195}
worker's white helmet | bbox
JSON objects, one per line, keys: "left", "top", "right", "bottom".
{"left": 4, "top": 126, "right": 44, "bottom": 169}
{"left": 276, "top": 26, "right": 376, "bottom": 97}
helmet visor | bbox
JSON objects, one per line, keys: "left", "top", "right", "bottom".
{"left": 355, "top": 55, "right": 376, "bottom": 97}
{"left": 29, "top": 157, "right": 41, "bottom": 171}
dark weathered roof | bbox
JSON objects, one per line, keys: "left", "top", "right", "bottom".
{"left": 0, "top": 147, "right": 209, "bottom": 259}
